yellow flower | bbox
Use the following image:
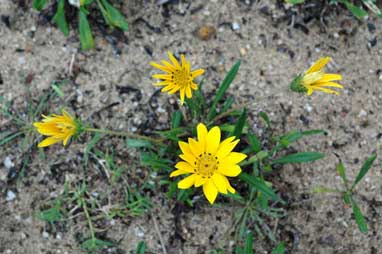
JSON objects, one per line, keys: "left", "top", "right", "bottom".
{"left": 151, "top": 51, "right": 205, "bottom": 105}
{"left": 170, "top": 123, "right": 247, "bottom": 204}
{"left": 290, "top": 57, "right": 343, "bottom": 95}
{"left": 33, "top": 110, "right": 82, "bottom": 148}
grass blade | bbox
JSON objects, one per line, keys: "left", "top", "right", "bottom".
{"left": 207, "top": 61, "right": 241, "bottom": 120}
{"left": 351, "top": 197, "right": 368, "bottom": 233}
{"left": 336, "top": 162, "right": 348, "bottom": 189}
{"left": 79, "top": 8, "right": 94, "bottom": 50}
{"left": 352, "top": 154, "right": 377, "bottom": 189}
{"left": 244, "top": 231, "right": 253, "bottom": 254}
{"left": 53, "top": 0, "right": 69, "bottom": 36}
{"left": 239, "top": 172, "right": 279, "bottom": 201}
{"left": 231, "top": 107, "right": 247, "bottom": 138}
{"left": 272, "top": 152, "right": 325, "bottom": 164}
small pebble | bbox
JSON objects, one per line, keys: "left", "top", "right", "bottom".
{"left": 6, "top": 190, "right": 16, "bottom": 201}
{"left": 240, "top": 48, "right": 247, "bottom": 56}
{"left": 42, "top": 231, "right": 49, "bottom": 239}
{"left": 358, "top": 109, "right": 367, "bottom": 117}
{"left": 4, "top": 156, "right": 14, "bottom": 169}
{"left": 232, "top": 22, "right": 240, "bottom": 31}
{"left": 304, "top": 104, "right": 313, "bottom": 113}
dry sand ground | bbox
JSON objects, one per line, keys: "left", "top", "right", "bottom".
{"left": 1, "top": 0, "right": 382, "bottom": 253}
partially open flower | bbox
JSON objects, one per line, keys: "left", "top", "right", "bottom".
{"left": 290, "top": 57, "right": 343, "bottom": 95}
{"left": 170, "top": 123, "right": 247, "bottom": 204}
{"left": 151, "top": 51, "right": 204, "bottom": 105}
{"left": 34, "top": 110, "right": 83, "bottom": 148}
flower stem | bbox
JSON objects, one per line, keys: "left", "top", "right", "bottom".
{"left": 84, "top": 127, "right": 163, "bottom": 143}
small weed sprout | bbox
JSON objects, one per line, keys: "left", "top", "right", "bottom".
{"left": 314, "top": 154, "right": 377, "bottom": 233}
{"left": 32, "top": 0, "right": 128, "bottom": 50}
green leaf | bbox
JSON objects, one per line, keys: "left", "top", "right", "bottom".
{"left": 352, "top": 154, "right": 377, "bottom": 189}
{"left": 141, "top": 153, "right": 172, "bottom": 171}
{"left": 84, "top": 133, "right": 103, "bottom": 165}
{"left": 336, "top": 162, "right": 348, "bottom": 188}
{"left": 351, "top": 197, "right": 368, "bottom": 233}
{"left": 79, "top": 8, "right": 94, "bottom": 50}
{"left": 272, "top": 152, "right": 325, "bottom": 164}
{"left": 171, "top": 111, "right": 182, "bottom": 129}
{"left": 243, "top": 151, "right": 269, "bottom": 166}
{"left": 98, "top": 0, "right": 129, "bottom": 30}
{"left": 239, "top": 172, "right": 279, "bottom": 201}
{"left": 220, "top": 96, "right": 234, "bottom": 114}
{"left": 0, "top": 132, "right": 23, "bottom": 146}
{"left": 51, "top": 83, "right": 65, "bottom": 98}
{"left": 81, "top": 238, "right": 113, "bottom": 251}
{"left": 340, "top": 0, "right": 368, "bottom": 19}
{"left": 126, "top": 139, "right": 152, "bottom": 148}
{"left": 244, "top": 231, "right": 254, "bottom": 254}
{"left": 247, "top": 133, "right": 261, "bottom": 152}
{"left": 33, "top": 0, "right": 47, "bottom": 10}
{"left": 231, "top": 108, "right": 247, "bottom": 138}
{"left": 37, "top": 206, "right": 63, "bottom": 223}
{"left": 363, "top": 0, "right": 382, "bottom": 18}
{"left": 271, "top": 242, "right": 285, "bottom": 254}
{"left": 136, "top": 241, "right": 146, "bottom": 254}
{"left": 279, "top": 129, "right": 325, "bottom": 147}
{"left": 312, "top": 186, "right": 340, "bottom": 194}
{"left": 259, "top": 111, "right": 270, "bottom": 128}
{"left": 343, "top": 192, "right": 351, "bottom": 205}
{"left": 207, "top": 61, "right": 241, "bottom": 120}
{"left": 53, "top": 0, "right": 69, "bottom": 36}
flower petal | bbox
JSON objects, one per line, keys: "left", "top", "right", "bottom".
{"left": 206, "top": 126, "right": 221, "bottom": 154}
{"left": 310, "top": 86, "right": 340, "bottom": 95}
{"left": 312, "top": 82, "right": 343, "bottom": 88}
{"left": 178, "top": 141, "right": 192, "bottom": 155}
{"left": 194, "top": 174, "right": 206, "bottom": 187}
{"left": 215, "top": 137, "right": 239, "bottom": 160}
{"left": 212, "top": 173, "right": 228, "bottom": 194}
{"left": 217, "top": 164, "right": 242, "bottom": 177}
{"left": 178, "top": 174, "right": 196, "bottom": 189}
{"left": 221, "top": 152, "right": 247, "bottom": 165}
{"left": 179, "top": 87, "right": 186, "bottom": 105}
{"left": 224, "top": 177, "right": 236, "bottom": 193}
{"left": 203, "top": 179, "right": 218, "bottom": 204}
{"left": 168, "top": 51, "right": 181, "bottom": 69}
{"left": 185, "top": 85, "right": 192, "bottom": 98}
{"left": 191, "top": 69, "right": 205, "bottom": 78}
{"left": 38, "top": 137, "right": 61, "bottom": 148}
{"left": 188, "top": 138, "right": 202, "bottom": 157}
{"left": 150, "top": 61, "right": 172, "bottom": 73}
{"left": 170, "top": 169, "right": 190, "bottom": 177}
{"left": 197, "top": 123, "right": 208, "bottom": 152}
{"left": 179, "top": 153, "right": 196, "bottom": 166}
{"left": 175, "top": 161, "right": 195, "bottom": 173}
{"left": 317, "top": 74, "right": 342, "bottom": 83}
{"left": 305, "top": 57, "right": 331, "bottom": 74}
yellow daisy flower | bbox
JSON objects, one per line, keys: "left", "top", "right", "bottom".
{"left": 150, "top": 51, "right": 205, "bottom": 105}
{"left": 170, "top": 123, "right": 247, "bottom": 204}
{"left": 33, "top": 110, "right": 82, "bottom": 148}
{"left": 290, "top": 57, "right": 343, "bottom": 95}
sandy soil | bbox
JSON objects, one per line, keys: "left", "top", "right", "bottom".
{"left": 1, "top": 0, "right": 382, "bottom": 253}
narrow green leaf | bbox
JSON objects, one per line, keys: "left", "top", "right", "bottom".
{"left": 51, "top": 84, "right": 65, "bottom": 98}
{"left": 207, "top": 61, "right": 241, "bottom": 120}
{"left": 312, "top": 186, "right": 341, "bottom": 194}
{"left": 259, "top": 111, "right": 270, "bottom": 128}
{"left": 53, "top": 0, "right": 69, "bottom": 36}
{"left": 136, "top": 241, "right": 146, "bottom": 254}
{"left": 336, "top": 162, "right": 348, "bottom": 188}
{"left": 340, "top": 0, "right": 368, "bottom": 19}
{"left": 84, "top": 133, "right": 103, "bottom": 165}
{"left": 244, "top": 231, "right": 254, "bottom": 254}
{"left": 343, "top": 193, "right": 351, "bottom": 205}
{"left": 239, "top": 172, "right": 279, "bottom": 201}
{"left": 126, "top": 139, "right": 152, "bottom": 148}
{"left": 352, "top": 154, "right": 377, "bottom": 189}
{"left": 272, "top": 152, "right": 325, "bottom": 164}
{"left": 220, "top": 96, "right": 234, "bottom": 114}
{"left": 271, "top": 242, "right": 285, "bottom": 254}
{"left": 279, "top": 129, "right": 324, "bottom": 147}
{"left": 171, "top": 111, "right": 182, "bottom": 129}
{"left": 79, "top": 8, "right": 94, "bottom": 50}
{"left": 0, "top": 132, "right": 23, "bottom": 146}
{"left": 363, "top": 0, "right": 382, "bottom": 18}
{"left": 232, "top": 107, "right": 247, "bottom": 138}
{"left": 242, "top": 151, "right": 269, "bottom": 166}
{"left": 99, "top": 0, "right": 129, "bottom": 30}
{"left": 33, "top": 0, "right": 47, "bottom": 10}
{"left": 351, "top": 197, "right": 368, "bottom": 233}
{"left": 247, "top": 133, "right": 261, "bottom": 152}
